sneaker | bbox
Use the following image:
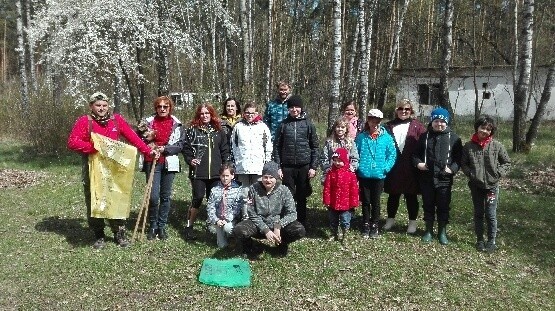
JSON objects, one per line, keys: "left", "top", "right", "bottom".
{"left": 369, "top": 224, "right": 379, "bottom": 239}
{"left": 147, "top": 228, "right": 157, "bottom": 241}
{"left": 92, "top": 237, "right": 106, "bottom": 250}
{"left": 184, "top": 226, "right": 197, "bottom": 241}
{"left": 485, "top": 240, "right": 497, "bottom": 253}
{"left": 383, "top": 218, "right": 395, "bottom": 230}
{"left": 476, "top": 241, "right": 486, "bottom": 252}
{"left": 406, "top": 220, "right": 418, "bottom": 234}
{"left": 158, "top": 228, "right": 168, "bottom": 240}
{"left": 362, "top": 223, "right": 370, "bottom": 239}
{"left": 114, "top": 227, "right": 130, "bottom": 247}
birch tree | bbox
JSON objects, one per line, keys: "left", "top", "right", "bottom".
{"left": 439, "top": 0, "right": 454, "bottom": 112}
{"left": 16, "top": 0, "right": 28, "bottom": 115}
{"left": 525, "top": 63, "right": 555, "bottom": 147}
{"left": 358, "top": 0, "right": 377, "bottom": 117}
{"left": 328, "top": 0, "right": 342, "bottom": 131}
{"left": 240, "top": 0, "right": 253, "bottom": 100}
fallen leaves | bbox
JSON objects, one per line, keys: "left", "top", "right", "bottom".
{"left": 0, "top": 168, "right": 47, "bottom": 189}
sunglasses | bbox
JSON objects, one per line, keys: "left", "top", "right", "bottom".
{"left": 157, "top": 105, "right": 170, "bottom": 110}
{"left": 396, "top": 107, "right": 411, "bottom": 112}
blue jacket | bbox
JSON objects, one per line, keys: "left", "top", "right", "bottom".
{"left": 355, "top": 126, "right": 397, "bottom": 179}
{"left": 263, "top": 96, "right": 290, "bottom": 139}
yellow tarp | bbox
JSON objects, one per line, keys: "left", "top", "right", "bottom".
{"left": 89, "top": 133, "right": 138, "bottom": 219}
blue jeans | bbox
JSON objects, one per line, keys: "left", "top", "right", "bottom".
{"left": 469, "top": 183, "right": 498, "bottom": 242}
{"left": 144, "top": 162, "right": 176, "bottom": 230}
{"left": 328, "top": 209, "right": 354, "bottom": 230}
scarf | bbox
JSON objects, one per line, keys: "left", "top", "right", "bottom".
{"left": 471, "top": 133, "right": 492, "bottom": 149}
{"left": 89, "top": 112, "right": 112, "bottom": 126}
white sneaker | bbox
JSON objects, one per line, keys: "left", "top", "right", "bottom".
{"left": 383, "top": 218, "right": 395, "bottom": 230}
{"left": 406, "top": 220, "right": 418, "bottom": 234}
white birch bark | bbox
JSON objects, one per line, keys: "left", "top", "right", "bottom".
{"left": 240, "top": 0, "right": 252, "bottom": 99}
{"left": 440, "top": 0, "right": 454, "bottom": 111}
{"left": 328, "top": 0, "right": 342, "bottom": 131}
{"left": 16, "top": 0, "right": 29, "bottom": 114}
{"left": 265, "top": 0, "right": 274, "bottom": 102}
{"left": 358, "top": 0, "right": 377, "bottom": 117}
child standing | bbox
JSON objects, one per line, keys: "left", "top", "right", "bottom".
{"left": 461, "top": 116, "right": 511, "bottom": 252}
{"left": 320, "top": 118, "right": 359, "bottom": 183}
{"left": 323, "top": 148, "right": 359, "bottom": 242}
{"left": 206, "top": 164, "right": 246, "bottom": 248}
{"left": 355, "top": 109, "right": 397, "bottom": 239}
{"left": 413, "top": 107, "right": 462, "bottom": 245}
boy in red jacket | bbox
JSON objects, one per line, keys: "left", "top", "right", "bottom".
{"left": 323, "top": 148, "right": 359, "bottom": 242}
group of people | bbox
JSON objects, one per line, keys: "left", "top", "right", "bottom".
{"left": 68, "top": 83, "right": 510, "bottom": 257}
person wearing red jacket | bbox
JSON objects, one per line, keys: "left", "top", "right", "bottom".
{"left": 323, "top": 148, "right": 359, "bottom": 242}
{"left": 67, "top": 91, "right": 158, "bottom": 249}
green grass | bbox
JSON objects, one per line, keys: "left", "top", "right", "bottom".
{"left": 1, "top": 123, "right": 554, "bottom": 310}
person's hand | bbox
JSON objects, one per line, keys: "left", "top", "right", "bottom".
{"left": 273, "top": 227, "right": 282, "bottom": 245}
{"left": 444, "top": 166, "right": 452, "bottom": 174}
{"left": 308, "top": 168, "right": 316, "bottom": 179}
{"left": 149, "top": 148, "right": 160, "bottom": 159}
{"left": 278, "top": 169, "right": 283, "bottom": 179}
{"left": 191, "top": 158, "right": 201, "bottom": 166}
{"left": 265, "top": 230, "right": 280, "bottom": 245}
{"left": 417, "top": 163, "right": 428, "bottom": 171}
{"left": 157, "top": 146, "right": 165, "bottom": 153}
{"left": 216, "top": 220, "right": 227, "bottom": 227}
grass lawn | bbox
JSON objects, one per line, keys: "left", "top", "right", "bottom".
{"left": 0, "top": 122, "right": 554, "bottom": 310}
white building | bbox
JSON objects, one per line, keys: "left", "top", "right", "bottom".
{"left": 395, "top": 66, "right": 555, "bottom": 120}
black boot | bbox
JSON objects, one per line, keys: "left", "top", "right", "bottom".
{"left": 147, "top": 227, "right": 157, "bottom": 241}
{"left": 114, "top": 226, "right": 130, "bottom": 247}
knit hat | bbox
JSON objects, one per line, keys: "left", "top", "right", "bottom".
{"left": 262, "top": 161, "right": 280, "bottom": 179}
{"left": 287, "top": 95, "right": 303, "bottom": 110}
{"left": 367, "top": 108, "right": 384, "bottom": 119}
{"left": 430, "top": 107, "right": 450, "bottom": 123}
{"left": 89, "top": 91, "right": 109, "bottom": 103}
{"left": 332, "top": 148, "right": 349, "bottom": 166}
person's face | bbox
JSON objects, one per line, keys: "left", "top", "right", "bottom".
{"left": 199, "top": 107, "right": 211, "bottom": 125}
{"left": 219, "top": 169, "right": 234, "bottom": 187}
{"left": 476, "top": 124, "right": 492, "bottom": 141}
{"left": 343, "top": 104, "right": 356, "bottom": 120}
{"left": 366, "top": 117, "right": 381, "bottom": 134}
{"left": 156, "top": 101, "right": 171, "bottom": 117}
{"left": 261, "top": 174, "right": 277, "bottom": 191}
{"left": 332, "top": 157, "right": 345, "bottom": 168}
{"left": 90, "top": 100, "right": 109, "bottom": 117}
{"left": 278, "top": 85, "right": 291, "bottom": 100}
{"left": 335, "top": 124, "right": 347, "bottom": 138}
{"left": 288, "top": 106, "right": 301, "bottom": 118}
{"left": 431, "top": 119, "right": 447, "bottom": 132}
{"left": 395, "top": 105, "right": 412, "bottom": 120}
{"left": 243, "top": 107, "right": 258, "bottom": 123}
{"left": 225, "top": 100, "right": 237, "bottom": 117}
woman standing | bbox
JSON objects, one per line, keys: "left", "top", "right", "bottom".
{"left": 139, "top": 96, "right": 184, "bottom": 241}
{"left": 383, "top": 99, "right": 426, "bottom": 234}
{"left": 220, "top": 97, "right": 242, "bottom": 142}
{"left": 182, "top": 103, "right": 231, "bottom": 240}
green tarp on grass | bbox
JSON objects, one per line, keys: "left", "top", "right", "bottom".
{"left": 199, "top": 258, "right": 251, "bottom": 288}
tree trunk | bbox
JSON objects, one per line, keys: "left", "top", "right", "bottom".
{"left": 265, "top": 0, "right": 274, "bottom": 102}
{"left": 525, "top": 63, "right": 554, "bottom": 147}
{"left": 358, "top": 0, "right": 377, "bottom": 117}
{"left": 513, "top": 0, "right": 534, "bottom": 152}
{"left": 157, "top": 0, "right": 169, "bottom": 97}
{"left": 440, "top": 0, "right": 454, "bottom": 114}
{"left": 328, "top": 0, "right": 342, "bottom": 132}
{"left": 240, "top": 0, "right": 253, "bottom": 101}
{"left": 24, "top": 0, "right": 37, "bottom": 91}
{"left": 16, "top": 0, "right": 29, "bottom": 116}
{"left": 346, "top": 0, "right": 362, "bottom": 96}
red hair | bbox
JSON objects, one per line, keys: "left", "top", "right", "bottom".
{"left": 190, "top": 103, "right": 222, "bottom": 131}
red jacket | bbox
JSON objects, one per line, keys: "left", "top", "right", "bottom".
{"left": 67, "top": 114, "right": 151, "bottom": 156}
{"left": 323, "top": 148, "right": 359, "bottom": 211}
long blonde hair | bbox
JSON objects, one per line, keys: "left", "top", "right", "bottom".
{"left": 327, "top": 118, "right": 354, "bottom": 150}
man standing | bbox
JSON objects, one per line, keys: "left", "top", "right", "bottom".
{"left": 264, "top": 81, "right": 291, "bottom": 139}
{"left": 273, "top": 95, "right": 319, "bottom": 226}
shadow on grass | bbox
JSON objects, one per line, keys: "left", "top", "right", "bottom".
{"left": 35, "top": 216, "right": 92, "bottom": 247}
{"left": 0, "top": 143, "right": 79, "bottom": 169}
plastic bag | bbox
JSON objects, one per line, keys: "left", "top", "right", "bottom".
{"left": 198, "top": 258, "right": 251, "bottom": 288}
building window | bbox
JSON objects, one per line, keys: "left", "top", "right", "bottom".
{"left": 417, "top": 83, "right": 441, "bottom": 106}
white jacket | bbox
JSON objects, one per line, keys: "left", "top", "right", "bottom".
{"left": 231, "top": 120, "right": 272, "bottom": 174}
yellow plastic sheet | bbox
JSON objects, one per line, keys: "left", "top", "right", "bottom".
{"left": 89, "top": 133, "right": 138, "bottom": 219}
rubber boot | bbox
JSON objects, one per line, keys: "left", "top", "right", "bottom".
{"left": 438, "top": 221, "right": 449, "bottom": 245}
{"left": 421, "top": 221, "right": 434, "bottom": 243}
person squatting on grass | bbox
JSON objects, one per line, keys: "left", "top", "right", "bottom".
{"left": 231, "top": 102, "right": 273, "bottom": 187}
{"left": 67, "top": 92, "right": 158, "bottom": 249}
{"left": 233, "top": 161, "right": 306, "bottom": 259}
{"left": 181, "top": 103, "right": 231, "bottom": 241}
{"left": 137, "top": 96, "right": 185, "bottom": 241}
{"left": 206, "top": 164, "right": 247, "bottom": 248}
{"left": 320, "top": 117, "right": 359, "bottom": 184}
{"left": 383, "top": 99, "right": 427, "bottom": 234}
{"left": 272, "top": 95, "right": 319, "bottom": 226}
{"left": 413, "top": 107, "right": 462, "bottom": 245}
{"left": 461, "top": 116, "right": 511, "bottom": 252}
{"left": 355, "top": 108, "right": 397, "bottom": 239}
{"left": 323, "top": 148, "right": 359, "bottom": 242}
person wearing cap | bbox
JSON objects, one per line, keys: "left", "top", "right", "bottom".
{"left": 383, "top": 99, "right": 427, "bottom": 234}
{"left": 67, "top": 91, "right": 159, "bottom": 249}
{"left": 323, "top": 148, "right": 359, "bottom": 242}
{"left": 233, "top": 161, "right": 306, "bottom": 259}
{"left": 412, "top": 106, "right": 462, "bottom": 245}
{"left": 272, "top": 95, "right": 319, "bottom": 226}
{"left": 355, "top": 108, "right": 397, "bottom": 239}
{"left": 263, "top": 81, "right": 292, "bottom": 139}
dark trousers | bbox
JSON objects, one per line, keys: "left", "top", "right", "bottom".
{"left": 469, "top": 183, "right": 498, "bottom": 242}
{"left": 233, "top": 219, "right": 306, "bottom": 252}
{"left": 420, "top": 182, "right": 452, "bottom": 223}
{"left": 82, "top": 156, "right": 124, "bottom": 238}
{"left": 359, "top": 178, "right": 384, "bottom": 225}
{"left": 386, "top": 193, "right": 419, "bottom": 220}
{"left": 281, "top": 165, "right": 311, "bottom": 225}
{"left": 190, "top": 178, "right": 219, "bottom": 209}
{"left": 144, "top": 162, "right": 176, "bottom": 230}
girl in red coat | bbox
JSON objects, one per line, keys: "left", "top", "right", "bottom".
{"left": 323, "top": 148, "right": 359, "bottom": 242}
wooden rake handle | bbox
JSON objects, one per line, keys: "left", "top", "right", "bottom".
{"left": 131, "top": 157, "right": 158, "bottom": 243}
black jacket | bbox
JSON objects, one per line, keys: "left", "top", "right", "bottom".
{"left": 272, "top": 112, "right": 319, "bottom": 169}
{"left": 182, "top": 125, "right": 231, "bottom": 179}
